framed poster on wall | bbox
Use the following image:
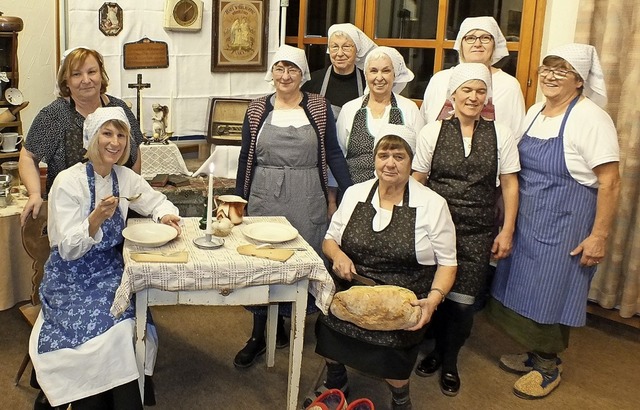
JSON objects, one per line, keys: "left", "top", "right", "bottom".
{"left": 211, "top": 0, "right": 269, "bottom": 72}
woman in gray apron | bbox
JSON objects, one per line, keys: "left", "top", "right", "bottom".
{"left": 29, "top": 107, "right": 180, "bottom": 409}
{"left": 234, "top": 45, "right": 353, "bottom": 369}
{"left": 301, "top": 23, "right": 376, "bottom": 120}
{"left": 489, "top": 44, "right": 620, "bottom": 399}
{"left": 307, "top": 124, "right": 457, "bottom": 410}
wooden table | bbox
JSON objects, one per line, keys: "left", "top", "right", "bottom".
{"left": 111, "top": 217, "right": 335, "bottom": 410}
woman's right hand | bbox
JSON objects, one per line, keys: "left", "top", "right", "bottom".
{"left": 331, "top": 250, "right": 357, "bottom": 281}
{"left": 88, "top": 196, "right": 119, "bottom": 235}
{"left": 20, "top": 194, "right": 44, "bottom": 226}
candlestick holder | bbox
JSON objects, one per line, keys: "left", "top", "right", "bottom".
{"left": 191, "top": 153, "right": 224, "bottom": 249}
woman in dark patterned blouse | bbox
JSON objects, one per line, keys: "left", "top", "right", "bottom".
{"left": 412, "top": 63, "right": 520, "bottom": 397}
{"left": 19, "top": 47, "right": 143, "bottom": 226}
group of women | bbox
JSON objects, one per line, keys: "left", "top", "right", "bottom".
{"left": 20, "top": 14, "right": 620, "bottom": 410}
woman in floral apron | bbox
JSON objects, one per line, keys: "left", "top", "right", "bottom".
{"left": 307, "top": 124, "right": 457, "bottom": 410}
{"left": 29, "top": 107, "right": 180, "bottom": 409}
{"left": 412, "top": 63, "right": 520, "bottom": 397}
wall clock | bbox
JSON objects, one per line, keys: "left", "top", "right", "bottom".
{"left": 164, "top": 0, "right": 204, "bottom": 32}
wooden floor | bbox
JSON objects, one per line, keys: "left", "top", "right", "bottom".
{"left": 2, "top": 304, "right": 639, "bottom": 410}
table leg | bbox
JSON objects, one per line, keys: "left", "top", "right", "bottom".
{"left": 135, "top": 289, "right": 149, "bottom": 402}
{"left": 266, "top": 302, "right": 278, "bottom": 367}
{"left": 287, "top": 278, "right": 308, "bottom": 410}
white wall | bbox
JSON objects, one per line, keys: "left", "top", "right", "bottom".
{"left": 7, "top": 1, "right": 581, "bottom": 133}
{"left": 1, "top": 1, "right": 56, "bottom": 136}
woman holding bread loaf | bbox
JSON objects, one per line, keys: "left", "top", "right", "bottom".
{"left": 412, "top": 63, "right": 520, "bottom": 396}
{"left": 308, "top": 124, "right": 457, "bottom": 410}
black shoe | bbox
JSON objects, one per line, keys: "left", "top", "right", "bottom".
{"left": 440, "top": 371, "right": 460, "bottom": 397}
{"left": 276, "top": 329, "right": 289, "bottom": 349}
{"left": 34, "top": 390, "right": 66, "bottom": 410}
{"left": 233, "top": 337, "right": 266, "bottom": 368}
{"left": 144, "top": 375, "right": 156, "bottom": 406}
{"left": 415, "top": 354, "right": 441, "bottom": 377}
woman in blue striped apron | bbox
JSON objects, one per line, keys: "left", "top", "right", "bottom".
{"left": 29, "top": 107, "right": 181, "bottom": 409}
{"left": 307, "top": 124, "right": 457, "bottom": 410}
{"left": 412, "top": 63, "right": 520, "bottom": 397}
{"left": 489, "top": 44, "right": 620, "bottom": 399}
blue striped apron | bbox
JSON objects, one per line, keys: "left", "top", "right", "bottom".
{"left": 492, "top": 96, "right": 597, "bottom": 327}
{"left": 38, "top": 162, "right": 134, "bottom": 353}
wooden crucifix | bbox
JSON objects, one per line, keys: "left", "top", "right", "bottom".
{"left": 127, "top": 74, "right": 151, "bottom": 120}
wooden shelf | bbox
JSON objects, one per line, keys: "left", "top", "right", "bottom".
{"left": 0, "top": 121, "right": 20, "bottom": 127}
{"left": 0, "top": 151, "right": 19, "bottom": 160}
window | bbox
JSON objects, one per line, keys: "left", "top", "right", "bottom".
{"left": 285, "top": 0, "right": 546, "bottom": 107}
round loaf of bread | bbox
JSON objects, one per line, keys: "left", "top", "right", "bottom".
{"left": 329, "top": 285, "right": 422, "bottom": 331}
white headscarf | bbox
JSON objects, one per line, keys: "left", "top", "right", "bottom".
{"left": 264, "top": 44, "right": 311, "bottom": 86}
{"left": 453, "top": 17, "right": 509, "bottom": 65}
{"left": 364, "top": 46, "right": 414, "bottom": 94}
{"left": 447, "top": 63, "right": 492, "bottom": 103}
{"left": 546, "top": 43, "right": 608, "bottom": 108}
{"left": 83, "top": 106, "right": 130, "bottom": 149}
{"left": 375, "top": 123, "right": 417, "bottom": 154}
{"left": 327, "top": 23, "right": 378, "bottom": 70}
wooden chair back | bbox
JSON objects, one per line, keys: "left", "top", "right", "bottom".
{"left": 21, "top": 204, "right": 49, "bottom": 307}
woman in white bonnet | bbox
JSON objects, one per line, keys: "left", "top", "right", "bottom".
{"left": 420, "top": 16, "right": 525, "bottom": 135}
{"left": 413, "top": 62, "right": 520, "bottom": 397}
{"left": 301, "top": 23, "right": 377, "bottom": 119}
{"left": 489, "top": 43, "right": 620, "bottom": 399}
{"left": 29, "top": 107, "right": 180, "bottom": 409}
{"left": 234, "top": 45, "right": 352, "bottom": 369}
{"left": 334, "top": 46, "right": 424, "bottom": 190}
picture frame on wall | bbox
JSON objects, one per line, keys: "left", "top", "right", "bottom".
{"left": 211, "top": 0, "right": 269, "bottom": 72}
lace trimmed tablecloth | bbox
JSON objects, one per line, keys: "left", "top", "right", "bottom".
{"left": 111, "top": 216, "right": 335, "bottom": 316}
{"left": 140, "top": 142, "right": 190, "bottom": 179}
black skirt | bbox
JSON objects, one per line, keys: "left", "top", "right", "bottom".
{"left": 315, "top": 319, "right": 421, "bottom": 380}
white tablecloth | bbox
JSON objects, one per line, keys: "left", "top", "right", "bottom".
{"left": 140, "top": 142, "right": 190, "bottom": 179}
{"left": 111, "top": 217, "right": 335, "bottom": 316}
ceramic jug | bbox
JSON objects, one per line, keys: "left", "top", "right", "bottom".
{"left": 214, "top": 194, "right": 247, "bottom": 225}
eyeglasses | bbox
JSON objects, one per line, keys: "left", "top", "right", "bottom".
{"left": 537, "top": 66, "right": 577, "bottom": 79}
{"left": 463, "top": 35, "right": 493, "bottom": 44}
{"left": 329, "top": 44, "right": 355, "bottom": 54}
{"left": 272, "top": 66, "right": 302, "bottom": 77}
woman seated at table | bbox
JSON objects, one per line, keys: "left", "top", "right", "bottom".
{"left": 308, "top": 124, "right": 457, "bottom": 410}
{"left": 29, "top": 107, "right": 180, "bottom": 410}
{"left": 234, "top": 45, "right": 352, "bottom": 368}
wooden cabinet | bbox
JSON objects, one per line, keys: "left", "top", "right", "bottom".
{"left": 0, "top": 17, "right": 24, "bottom": 163}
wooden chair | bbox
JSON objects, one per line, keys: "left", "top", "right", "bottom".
{"left": 14, "top": 204, "right": 49, "bottom": 385}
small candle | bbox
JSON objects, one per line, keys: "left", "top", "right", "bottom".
{"left": 206, "top": 173, "right": 214, "bottom": 235}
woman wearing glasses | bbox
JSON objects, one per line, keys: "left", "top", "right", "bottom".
{"left": 489, "top": 44, "right": 620, "bottom": 399}
{"left": 420, "top": 16, "right": 525, "bottom": 135}
{"left": 301, "top": 23, "right": 377, "bottom": 120}
{"left": 233, "top": 45, "right": 353, "bottom": 368}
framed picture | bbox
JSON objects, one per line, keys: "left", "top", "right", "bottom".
{"left": 98, "top": 2, "right": 123, "bottom": 36}
{"left": 211, "top": 0, "right": 269, "bottom": 72}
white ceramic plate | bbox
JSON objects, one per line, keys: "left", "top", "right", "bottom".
{"left": 4, "top": 88, "right": 24, "bottom": 105}
{"left": 122, "top": 223, "right": 178, "bottom": 247}
{"left": 243, "top": 222, "right": 299, "bottom": 243}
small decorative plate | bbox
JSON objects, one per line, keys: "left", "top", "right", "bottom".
{"left": 242, "top": 222, "right": 299, "bottom": 243}
{"left": 123, "top": 223, "right": 178, "bottom": 247}
{"left": 4, "top": 88, "right": 23, "bottom": 105}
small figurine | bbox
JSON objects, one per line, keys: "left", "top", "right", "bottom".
{"left": 150, "top": 103, "right": 171, "bottom": 144}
